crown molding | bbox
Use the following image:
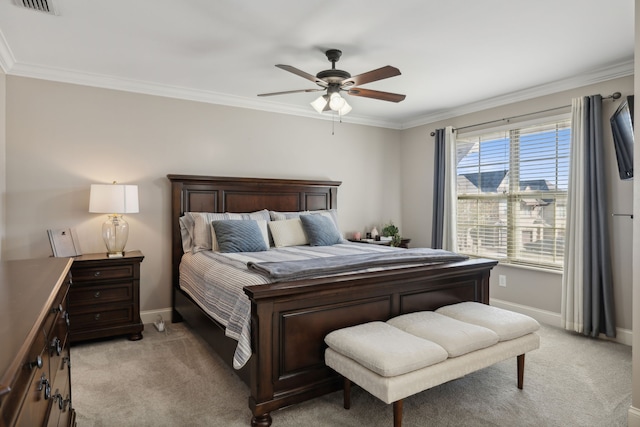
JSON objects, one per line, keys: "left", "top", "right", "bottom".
{"left": 5, "top": 61, "right": 400, "bottom": 129}
{"left": 2, "top": 57, "right": 633, "bottom": 131}
{"left": 0, "top": 28, "right": 15, "bottom": 73}
{"left": 400, "top": 59, "right": 635, "bottom": 129}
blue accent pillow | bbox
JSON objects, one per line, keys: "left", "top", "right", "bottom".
{"left": 299, "top": 214, "right": 342, "bottom": 246}
{"left": 211, "top": 220, "right": 268, "bottom": 253}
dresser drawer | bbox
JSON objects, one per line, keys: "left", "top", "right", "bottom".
{"left": 71, "top": 265, "right": 133, "bottom": 282}
{"left": 71, "top": 305, "right": 134, "bottom": 330}
{"left": 43, "top": 284, "right": 69, "bottom": 340}
{"left": 48, "top": 345, "right": 70, "bottom": 427}
{"left": 69, "top": 282, "right": 133, "bottom": 308}
{"left": 2, "top": 330, "right": 48, "bottom": 427}
{"left": 12, "top": 342, "right": 51, "bottom": 427}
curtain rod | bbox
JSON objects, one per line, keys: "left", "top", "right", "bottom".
{"left": 429, "top": 92, "right": 621, "bottom": 136}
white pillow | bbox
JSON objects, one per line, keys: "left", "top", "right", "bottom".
{"left": 268, "top": 218, "right": 308, "bottom": 248}
{"left": 211, "top": 219, "right": 270, "bottom": 251}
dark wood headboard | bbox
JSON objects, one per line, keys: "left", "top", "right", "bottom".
{"left": 167, "top": 175, "right": 342, "bottom": 290}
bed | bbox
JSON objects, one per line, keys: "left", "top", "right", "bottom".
{"left": 168, "top": 174, "right": 498, "bottom": 426}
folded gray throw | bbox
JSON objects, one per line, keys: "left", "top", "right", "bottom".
{"left": 247, "top": 248, "right": 469, "bottom": 281}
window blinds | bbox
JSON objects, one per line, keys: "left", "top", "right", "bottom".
{"left": 455, "top": 118, "right": 571, "bottom": 269}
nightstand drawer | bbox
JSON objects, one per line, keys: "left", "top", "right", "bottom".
{"left": 72, "top": 305, "right": 134, "bottom": 328}
{"left": 69, "top": 282, "right": 133, "bottom": 308}
{"left": 71, "top": 265, "right": 133, "bottom": 282}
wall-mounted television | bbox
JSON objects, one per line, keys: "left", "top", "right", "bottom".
{"left": 610, "top": 95, "right": 634, "bottom": 180}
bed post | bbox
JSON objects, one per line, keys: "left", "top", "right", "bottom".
{"left": 170, "top": 178, "right": 184, "bottom": 322}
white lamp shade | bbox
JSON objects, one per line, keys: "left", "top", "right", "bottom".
{"left": 311, "top": 95, "right": 329, "bottom": 113}
{"left": 89, "top": 184, "right": 139, "bottom": 214}
{"left": 338, "top": 101, "right": 352, "bottom": 116}
{"left": 329, "top": 93, "right": 346, "bottom": 110}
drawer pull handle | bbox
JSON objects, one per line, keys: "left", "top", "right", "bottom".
{"left": 94, "top": 271, "right": 101, "bottom": 277}
{"left": 50, "top": 337, "right": 62, "bottom": 356}
{"left": 94, "top": 313, "right": 101, "bottom": 321}
{"left": 94, "top": 291, "right": 101, "bottom": 298}
{"left": 64, "top": 311, "right": 70, "bottom": 327}
{"left": 37, "top": 374, "right": 51, "bottom": 400}
{"left": 29, "top": 355, "right": 43, "bottom": 370}
{"left": 52, "top": 303, "right": 63, "bottom": 314}
{"left": 63, "top": 356, "right": 71, "bottom": 368}
{"left": 53, "top": 390, "right": 63, "bottom": 410}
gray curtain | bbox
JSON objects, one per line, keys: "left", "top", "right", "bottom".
{"left": 582, "top": 95, "right": 616, "bottom": 337}
{"left": 431, "top": 128, "right": 446, "bottom": 248}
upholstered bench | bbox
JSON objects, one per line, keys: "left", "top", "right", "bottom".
{"left": 324, "top": 302, "right": 540, "bottom": 427}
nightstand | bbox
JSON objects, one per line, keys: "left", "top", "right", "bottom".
{"left": 348, "top": 238, "right": 411, "bottom": 248}
{"left": 68, "top": 250, "right": 144, "bottom": 342}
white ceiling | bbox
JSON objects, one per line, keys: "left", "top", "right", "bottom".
{"left": 0, "top": 0, "right": 634, "bottom": 129}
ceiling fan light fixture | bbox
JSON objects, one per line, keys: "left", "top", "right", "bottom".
{"left": 338, "top": 101, "right": 352, "bottom": 116}
{"left": 311, "top": 94, "right": 352, "bottom": 116}
{"left": 329, "top": 92, "right": 346, "bottom": 111}
{"left": 311, "top": 95, "right": 329, "bottom": 113}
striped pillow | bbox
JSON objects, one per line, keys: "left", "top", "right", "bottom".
{"left": 188, "top": 209, "right": 270, "bottom": 253}
{"left": 211, "top": 219, "right": 270, "bottom": 251}
{"left": 212, "top": 220, "right": 268, "bottom": 253}
{"left": 299, "top": 214, "right": 342, "bottom": 246}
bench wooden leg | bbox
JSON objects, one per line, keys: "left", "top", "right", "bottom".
{"left": 344, "top": 377, "right": 351, "bottom": 409}
{"left": 393, "top": 400, "right": 403, "bottom": 427}
{"left": 517, "top": 354, "right": 525, "bottom": 389}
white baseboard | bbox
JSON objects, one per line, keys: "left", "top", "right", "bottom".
{"left": 628, "top": 406, "right": 640, "bottom": 427}
{"left": 141, "top": 307, "right": 173, "bottom": 326}
{"left": 489, "top": 298, "right": 632, "bottom": 346}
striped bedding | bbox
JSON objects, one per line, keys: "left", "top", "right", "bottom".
{"left": 179, "top": 243, "right": 409, "bottom": 369}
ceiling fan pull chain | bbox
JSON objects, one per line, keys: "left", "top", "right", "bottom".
{"left": 332, "top": 112, "right": 335, "bottom": 135}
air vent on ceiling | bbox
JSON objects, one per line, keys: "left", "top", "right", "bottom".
{"left": 14, "top": 0, "right": 59, "bottom": 15}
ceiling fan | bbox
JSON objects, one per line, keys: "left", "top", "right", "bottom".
{"left": 258, "top": 49, "right": 406, "bottom": 116}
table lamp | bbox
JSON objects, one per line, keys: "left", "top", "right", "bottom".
{"left": 89, "top": 182, "right": 139, "bottom": 257}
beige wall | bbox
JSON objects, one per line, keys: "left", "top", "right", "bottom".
{"left": 4, "top": 76, "right": 402, "bottom": 312}
{"left": 0, "top": 69, "right": 5, "bottom": 260}
{"left": 401, "top": 75, "right": 634, "bottom": 334}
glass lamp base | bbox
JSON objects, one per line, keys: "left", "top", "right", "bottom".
{"left": 102, "top": 214, "right": 130, "bottom": 256}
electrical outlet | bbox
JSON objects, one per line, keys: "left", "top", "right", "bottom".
{"left": 499, "top": 275, "right": 507, "bottom": 287}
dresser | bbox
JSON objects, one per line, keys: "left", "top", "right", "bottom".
{"left": 68, "top": 251, "right": 144, "bottom": 342}
{"left": 0, "top": 257, "right": 75, "bottom": 427}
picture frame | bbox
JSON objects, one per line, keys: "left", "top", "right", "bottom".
{"left": 47, "top": 228, "right": 82, "bottom": 257}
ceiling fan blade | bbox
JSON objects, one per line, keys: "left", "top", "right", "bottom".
{"left": 276, "top": 64, "right": 328, "bottom": 86}
{"left": 347, "top": 88, "right": 406, "bottom": 103}
{"left": 341, "top": 66, "right": 401, "bottom": 87}
{"left": 258, "top": 88, "right": 325, "bottom": 97}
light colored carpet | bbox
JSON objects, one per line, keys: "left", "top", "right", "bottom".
{"left": 71, "top": 322, "right": 631, "bottom": 427}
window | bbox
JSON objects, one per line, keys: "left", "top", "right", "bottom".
{"left": 455, "top": 117, "right": 571, "bottom": 270}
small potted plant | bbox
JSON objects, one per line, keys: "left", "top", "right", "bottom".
{"left": 382, "top": 221, "right": 402, "bottom": 247}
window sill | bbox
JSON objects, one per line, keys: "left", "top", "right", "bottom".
{"left": 464, "top": 255, "right": 563, "bottom": 275}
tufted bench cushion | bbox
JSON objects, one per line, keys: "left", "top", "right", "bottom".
{"left": 436, "top": 301, "right": 540, "bottom": 341}
{"left": 324, "top": 321, "right": 448, "bottom": 377}
{"left": 387, "top": 311, "right": 499, "bottom": 357}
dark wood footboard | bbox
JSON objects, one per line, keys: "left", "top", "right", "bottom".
{"left": 243, "top": 257, "right": 496, "bottom": 425}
